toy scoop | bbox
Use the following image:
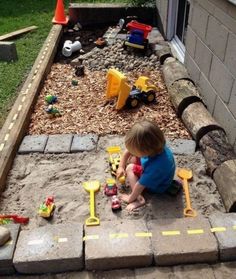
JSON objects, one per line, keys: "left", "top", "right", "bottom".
{"left": 83, "top": 181, "right": 100, "bottom": 226}
{"left": 177, "top": 168, "right": 197, "bottom": 217}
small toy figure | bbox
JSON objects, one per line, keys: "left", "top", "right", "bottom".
{"left": 45, "top": 105, "right": 61, "bottom": 116}
{"left": 45, "top": 95, "right": 58, "bottom": 104}
{"left": 106, "top": 146, "right": 122, "bottom": 176}
{"left": 0, "top": 214, "right": 29, "bottom": 224}
{"left": 38, "top": 196, "right": 55, "bottom": 218}
{"left": 111, "top": 195, "right": 122, "bottom": 211}
{"left": 104, "top": 178, "right": 118, "bottom": 196}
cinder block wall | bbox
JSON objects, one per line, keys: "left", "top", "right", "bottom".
{"left": 185, "top": 0, "right": 236, "bottom": 152}
{"left": 156, "top": 0, "right": 236, "bottom": 152}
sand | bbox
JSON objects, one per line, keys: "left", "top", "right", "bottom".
{"left": 0, "top": 135, "right": 224, "bottom": 231}
{"left": 1, "top": 135, "right": 233, "bottom": 278}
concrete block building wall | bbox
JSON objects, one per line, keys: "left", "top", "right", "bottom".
{"left": 185, "top": 0, "right": 236, "bottom": 151}
{"left": 156, "top": 0, "right": 236, "bottom": 152}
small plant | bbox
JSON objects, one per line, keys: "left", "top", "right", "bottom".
{"left": 129, "top": 0, "right": 156, "bottom": 7}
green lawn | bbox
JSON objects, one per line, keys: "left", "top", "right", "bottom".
{"left": 0, "top": 0, "right": 129, "bottom": 128}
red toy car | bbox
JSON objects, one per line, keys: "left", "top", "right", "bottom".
{"left": 104, "top": 178, "right": 118, "bottom": 196}
{"left": 111, "top": 195, "right": 122, "bottom": 211}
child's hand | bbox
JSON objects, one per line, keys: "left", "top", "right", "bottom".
{"left": 116, "top": 167, "right": 125, "bottom": 179}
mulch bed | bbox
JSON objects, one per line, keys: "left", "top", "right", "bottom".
{"left": 28, "top": 28, "right": 191, "bottom": 139}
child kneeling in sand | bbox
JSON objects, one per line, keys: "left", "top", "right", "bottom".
{"left": 117, "top": 119, "right": 177, "bottom": 211}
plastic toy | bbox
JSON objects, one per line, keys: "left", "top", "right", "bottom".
{"left": 106, "top": 146, "right": 122, "bottom": 176}
{"left": 104, "top": 178, "right": 118, "bottom": 196}
{"left": 83, "top": 181, "right": 100, "bottom": 226}
{"left": 111, "top": 195, "right": 122, "bottom": 211}
{"left": 177, "top": 169, "right": 197, "bottom": 217}
{"left": 0, "top": 214, "right": 29, "bottom": 224}
{"left": 45, "top": 105, "right": 61, "bottom": 116}
{"left": 124, "top": 20, "right": 152, "bottom": 50}
{"left": 105, "top": 69, "right": 157, "bottom": 110}
{"left": 38, "top": 196, "right": 55, "bottom": 218}
{"left": 45, "top": 95, "right": 58, "bottom": 104}
{"left": 71, "top": 79, "right": 78, "bottom": 86}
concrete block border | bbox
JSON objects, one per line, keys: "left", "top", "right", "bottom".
{"left": 18, "top": 134, "right": 196, "bottom": 155}
{"left": 0, "top": 214, "right": 235, "bottom": 274}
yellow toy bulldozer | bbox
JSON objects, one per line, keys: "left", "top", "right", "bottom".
{"left": 105, "top": 69, "right": 157, "bottom": 110}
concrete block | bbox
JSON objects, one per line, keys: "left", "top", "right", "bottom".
{"left": 18, "top": 135, "right": 48, "bottom": 154}
{"left": 229, "top": 81, "right": 236, "bottom": 118}
{"left": 0, "top": 42, "right": 18, "bottom": 62}
{"left": 147, "top": 27, "right": 164, "bottom": 44}
{"left": 209, "top": 55, "right": 234, "bottom": 103}
{"left": 214, "top": 6, "right": 236, "bottom": 34}
{"left": 45, "top": 134, "right": 73, "bottom": 153}
{"left": 185, "top": 51, "right": 201, "bottom": 84}
{"left": 225, "top": 32, "right": 236, "bottom": 77}
{"left": 209, "top": 213, "right": 236, "bottom": 261}
{"left": 13, "top": 223, "right": 83, "bottom": 274}
{"left": 148, "top": 217, "right": 218, "bottom": 265}
{"left": 0, "top": 224, "right": 20, "bottom": 275}
{"left": 191, "top": 3, "right": 209, "bottom": 40}
{"left": 195, "top": 36, "right": 213, "bottom": 77}
{"left": 85, "top": 220, "right": 152, "bottom": 270}
{"left": 185, "top": 26, "right": 197, "bottom": 58}
{"left": 205, "top": 16, "right": 228, "bottom": 61}
{"left": 167, "top": 139, "right": 196, "bottom": 155}
{"left": 71, "top": 134, "right": 98, "bottom": 152}
{"left": 173, "top": 264, "right": 216, "bottom": 279}
{"left": 196, "top": 0, "right": 215, "bottom": 14}
{"left": 135, "top": 267, "right": 173, "bottom": 279}
{"left": 198, "top": 72, "right": 217, "bottom": 114}
{"left": 213, "top": 97, "right": 236, "bottom": 145}
{"left": 212, "top": 262, "right": 236, "bottom": 279}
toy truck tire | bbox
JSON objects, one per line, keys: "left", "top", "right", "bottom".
{"left": 126, "top": 96, "right": 139, "bottom": 108}
{"left": 142, "top": 90, "right": 156, "bottom": 104}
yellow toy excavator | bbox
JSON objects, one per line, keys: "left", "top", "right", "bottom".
{"left": 105, "top": 68, "right": 157, "bottom": 110}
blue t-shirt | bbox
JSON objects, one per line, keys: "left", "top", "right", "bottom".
{"left": 138, "top": 145, "right": 175, "bottom": 194}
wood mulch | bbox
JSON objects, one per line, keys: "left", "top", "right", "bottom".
{"left": 28, "top": 63, "right": 191, "bottom": 139}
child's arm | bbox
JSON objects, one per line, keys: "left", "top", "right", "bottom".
{"left": 121, "top": 182, "right": 145, "bottom": 203}
{"left": 116, "top": 149, "right": 130, "bottom": 178}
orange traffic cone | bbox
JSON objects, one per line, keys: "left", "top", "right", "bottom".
{"left": 52, "top": 0, "right": 69, "bottom": 25}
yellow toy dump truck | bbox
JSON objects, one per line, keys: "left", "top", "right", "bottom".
{"left": 105, "top": 69, "right": 157, "bottom": 110}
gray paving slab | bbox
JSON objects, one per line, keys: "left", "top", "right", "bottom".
{"left": 18, "top": 135, "right": 48, "bottom": 154}
{"left": 44, "top": 134, "right": 73, "bottom": 153}
{"left": 148, "top": 217, "right": 218, "bottom": 266}
{"left": 167, "top": 139, "right": 196, "bottom": 155}
{"left": 0, "top": 41, "right": 18, "bottom": 62}
{"left": 0, "top": 224, "right": 20, "bottom": 275}
{"left": 71, "top": 134, "right": 98, "bottom": 152}
{"left": 209, "top": 213, "right": 236, "bottom": 261}
{"left": 13, "top": 223, "right": 83, "bottom": 274}
{"left": 85, "top": 220, "right": 153, "bottom": 270}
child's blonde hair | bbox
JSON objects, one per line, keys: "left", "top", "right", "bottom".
{"left": 125, "top": 119, "right": 165, "bottom": 156}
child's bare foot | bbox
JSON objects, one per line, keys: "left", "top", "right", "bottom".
{"left": 126, "top": 195, "right": 145, "bottom": 212}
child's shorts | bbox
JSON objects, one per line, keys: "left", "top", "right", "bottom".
{"left": 132, "top": 164, "right": 143, "bottom": 177}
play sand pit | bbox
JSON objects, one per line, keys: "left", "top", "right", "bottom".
{"left": 0, "top": 136, "right": 224, "bottom": 231}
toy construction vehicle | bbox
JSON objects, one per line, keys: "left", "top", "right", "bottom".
{"left": 104, "top": 178, "right": 118, "bottom": 196}
{"left": 106, "top": 146, "right": 122, "bottom": 176}
{"left": 124, "top": 20, "right": 152, "bottom": 50}
{"left": 105, "top": 69, "right": 157, "bottom": 110}
{"left": 38, "top": 196, "right": 55, "bottom": 218}
{"left": 111, "top": 195, "right": 122, "bottom": 211}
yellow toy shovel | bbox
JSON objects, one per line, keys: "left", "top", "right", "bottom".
{"left": 83, "top": 180, "right": 100, "bottom": 226}
{"left": 177, "top": 168, "right": 197, "bottom": 218}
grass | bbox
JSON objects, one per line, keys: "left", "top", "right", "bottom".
{"left": 0, "top": 0, "right": 128, "bottom": 128}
